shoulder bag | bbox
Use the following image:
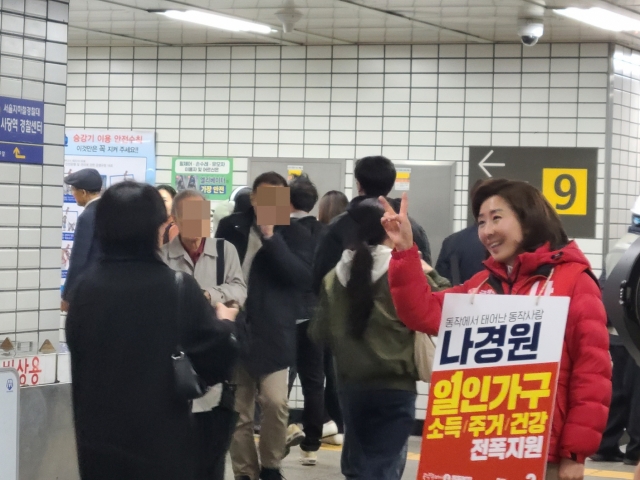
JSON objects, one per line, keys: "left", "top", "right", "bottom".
{"left": 414, "top": 332, "right": 437, "bottom": 383}
{"left": 172, "top": 271, "right": 207, "bottom": 400}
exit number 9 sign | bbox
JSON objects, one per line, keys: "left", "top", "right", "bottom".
{"left": 542, "top": 168, "right": 588, "bottom": 216}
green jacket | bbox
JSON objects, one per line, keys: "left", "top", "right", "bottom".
{"left": 310, "top": 267, "right": 449, "bottom": 392}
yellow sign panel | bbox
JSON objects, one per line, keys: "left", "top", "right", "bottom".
{"left": 541, "top": 168, "right": 588, "bottom": 216}
{"left": 287, "top": 165, "right": 303, "bottom": 181}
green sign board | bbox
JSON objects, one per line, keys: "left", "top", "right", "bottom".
{"left": 171, "top": 157, "right": 233, "bottom": 201}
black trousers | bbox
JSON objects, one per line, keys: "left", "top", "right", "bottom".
{"left": 193, "top": 390, "right": 238, "bottom": 480}
{"left": 323, "top": 348, "right": 344, "bottom": 433}
{"left": 597, "top": 341, "right": 640, "bottom": 461}
{"left": 288, "top": 321, "right": 325, "bottom": 452}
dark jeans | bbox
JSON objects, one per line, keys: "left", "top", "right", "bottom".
{"left": 287, "top": 321, "right": 325, "bottom": 452}
{"left": 597, "top": 341, "right": 640, "bottom": 461}
{"left": 339, "top": 388, "right": 416, "bottom": 480}
{"left": 324, "top": 349, "right": 344, "bottom": 433}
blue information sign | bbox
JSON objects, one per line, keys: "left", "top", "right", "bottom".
{"left": 0, "top": 96, "right": 45, "bottom": 165}
{"left": 0, "top": 143, "right": 43, "bottom": 165}
{"left": 0, "top": 96, "right": 44, "bottom": 144}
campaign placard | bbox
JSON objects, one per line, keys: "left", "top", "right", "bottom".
{"left": 418, "top": 293, "right": 570, "bottom": 480}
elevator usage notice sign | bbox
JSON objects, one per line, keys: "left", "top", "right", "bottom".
{"left": 417, "top": 294, "right": 569, "bottom": 480}
{"left": 172, "top": 157, "right": 233, "bottom": 201}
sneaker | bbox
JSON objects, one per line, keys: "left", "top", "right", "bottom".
{"left": 300, "top": 450, "right": 318, "bottom": 466}
{"left": 260, "top": 467, "right": 285, "bottom": 480}
{"left": 286, "top": 423, "right": 305, "bottom": 448}
{"left": 321, "top": 433, "right": 344, "bottom": 446}
{"left": 321, "top": 421, "right": 339, "bottom": 439}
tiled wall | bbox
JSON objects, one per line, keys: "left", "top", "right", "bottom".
{"left": 610, "top": 45, "right": 640, "bottom": 246}
{"left": 65, "top": 42, "right": 613, "bottom": 418}
{"left": 0, "top": 0, "right": 68, "bottom": 349}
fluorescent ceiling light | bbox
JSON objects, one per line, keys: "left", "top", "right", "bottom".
{"left": 554, "top": 7, "right": 640, "bottom": 32}
{"left": 158, "top": 10, "right": 273, "bottom": 34}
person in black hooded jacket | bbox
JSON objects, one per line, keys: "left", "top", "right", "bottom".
{"left": 285, "top": 174, "right": 326, "bottom": 465}
{"left": 312, "top": 156, "right": 431, "bottom": 294}
{"left": 215, "top": 172, "right": 313, "bottom": 480}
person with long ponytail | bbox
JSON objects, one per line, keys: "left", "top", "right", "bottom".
{"left": 310, "top": 200, "right": 449, "bottom": 480}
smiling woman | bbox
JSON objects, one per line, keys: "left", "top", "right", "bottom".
{"left": 380, "top": 179, "right": 611, "bottom": 480}
{"left": 472, "top": 179, "right": 569, "bottom": 268}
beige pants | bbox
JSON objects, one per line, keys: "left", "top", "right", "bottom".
{"left": 229, "top": 366, "right": 289, "bottom": 480}
{"left": 546, "top": 463, "right": 560, "bottom": 480}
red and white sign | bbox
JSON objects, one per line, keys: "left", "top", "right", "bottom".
{"left": 418, "top": 293, "right": 570, "bottom": 480}
{"left": 1, "top": 354, "right": 56, "bottom": 386}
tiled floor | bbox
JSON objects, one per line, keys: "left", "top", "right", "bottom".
{"left": 224, "top": 437, "right": 637, "bottom": 479}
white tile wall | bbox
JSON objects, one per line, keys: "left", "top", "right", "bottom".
{"left": 610, "top": 46, "right": 640, "bottom": 248}
{"left": 67, "top": 42, "right": 616, "bottom": 419}
{"left": 0, "top": 0, "right": 68, "bottom": 348}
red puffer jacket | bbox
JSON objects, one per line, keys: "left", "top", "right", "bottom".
{"left": 388, "top": 241, "right": 611, "bottom": 464}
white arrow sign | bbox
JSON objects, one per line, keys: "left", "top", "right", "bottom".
{"left": 478, "top": 149, "right": 505, "bottom": 177}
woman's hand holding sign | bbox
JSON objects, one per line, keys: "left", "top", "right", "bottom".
{"left": 379, "top": 192, "right": 414, "bottom": 252}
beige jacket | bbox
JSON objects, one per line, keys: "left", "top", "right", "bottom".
{"left": 161, "top": 236, "right": 247, "bottom": 308}
{"left": 161, "top": 236, "right": 247, "bottom": 412}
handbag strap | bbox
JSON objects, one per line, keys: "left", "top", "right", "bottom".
{"left": 173, "top": 271, "right": 185, "bottom": 356}
{"left": 216, "top": 238, "right": 225, "bottom": 286}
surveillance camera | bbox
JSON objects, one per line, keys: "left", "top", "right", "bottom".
{"left": 518, "top": 20, "right": 543, "bottom": 46}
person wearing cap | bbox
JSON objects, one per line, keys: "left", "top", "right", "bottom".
{"left": 61, "top": 168, "right": 103, "bottom": 311}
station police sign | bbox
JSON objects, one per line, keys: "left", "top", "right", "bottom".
{"left": 468, "top": 147, "right": 598, "bottom": 239}
{"left": 0, "top": 95, "right": 45, "bottom": 165}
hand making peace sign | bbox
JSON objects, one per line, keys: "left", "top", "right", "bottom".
{"left": 379, "top": 192, "right": 414, "bottom": 252}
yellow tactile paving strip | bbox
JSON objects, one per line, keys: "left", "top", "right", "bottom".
{"left": 582, "top": 470, "right": 633, "bottom": 479}
{"left": 318, "top": 444, "right": 635, "bottom": 479}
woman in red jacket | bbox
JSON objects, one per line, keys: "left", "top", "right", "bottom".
{"left": 380, "top": 179, "right": 611, "bottom": 480}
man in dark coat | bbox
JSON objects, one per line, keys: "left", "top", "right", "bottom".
{"left": 216, "top": 172, "right": 313, "bottom": 480}
{"left": 435, "top": 224, "right": 486, "bottom": 285}
{"left": 61, "top": 168, "right": 103, "bottom": 310}
{"left": 313, "top": 155, "right": 431, "bottom": 294}
{"left": 435, "top": 179, "right": 486, "bottom": 285}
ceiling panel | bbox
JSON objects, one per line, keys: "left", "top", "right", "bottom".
{"left": 66, "top": 0, "right": 640, "bottom": 49}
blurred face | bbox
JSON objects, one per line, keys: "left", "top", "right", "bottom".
{"left": 175, "top": 197, "right": 211, "bottom": 240}
{"left": 477, "top": 195, "right": 524, "bottom": 267}
{"left": 250, "top": 183, "right": 290, "bottom": 226}
{"left": 159, "top": 189, "right": 173, "bottom": 217}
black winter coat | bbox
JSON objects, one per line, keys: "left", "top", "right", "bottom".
{"left": 312, "top": 195, "right": 431, "bottom": 294}
{"left": 435, "top": 224, "right": 486, "bottom": 285}
{"left": 291, "top": 215, "right": 325, "bottom": 320}
{"left": 215, "top": 209, "right": 313, "bottom": 377}
{"left": 63, "top": 199, "right": 101, "bottom": 301}
{"left": 66, "top": 257, "right": 238, "bottom": 480}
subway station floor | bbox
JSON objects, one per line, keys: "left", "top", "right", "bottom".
{"left": 223, "top": 437, "right": 637, "bottom": 479}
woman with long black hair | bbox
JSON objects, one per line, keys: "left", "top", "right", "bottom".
{"left": 310, "top": 200, "right": 448, "bottom": 480}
